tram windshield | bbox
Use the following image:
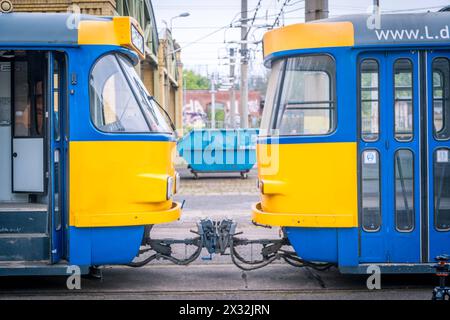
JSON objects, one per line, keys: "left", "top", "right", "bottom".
{"left": 90, "top": 53, "right": 173, "bottom": 134}
{"left": 260, "top": 55, "right": 336, "bottom": 136}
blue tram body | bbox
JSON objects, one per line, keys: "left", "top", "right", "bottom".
{"left": 253, "top": 12, "right": 450, "bottom": 273}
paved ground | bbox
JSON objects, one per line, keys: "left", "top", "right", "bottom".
{"left": 0, "top": 166, "right": 439, "bottom": 300}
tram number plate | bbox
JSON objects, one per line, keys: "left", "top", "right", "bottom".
{"left": 363, "top": 151, "right": 377, "bottom": 164}
{"left": 437, "top": 150, "right": 449, "bottom": 163}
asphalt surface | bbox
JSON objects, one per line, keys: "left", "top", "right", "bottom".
{"left": 0, "top": 167, "right": 440, "bottom": 300}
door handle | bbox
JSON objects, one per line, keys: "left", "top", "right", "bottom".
{"left": 12, "top": 152, "right": 17, "bottom": 158}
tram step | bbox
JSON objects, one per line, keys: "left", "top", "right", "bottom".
{"left": 0, "top": 210, "right": 48, "bottom": 234}
{"left": 0, "top": 233, "right": 49, "bottom": 261}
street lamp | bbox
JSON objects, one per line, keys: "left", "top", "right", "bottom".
{"left": 170, "top": 12, "right": 190, "bottom": 31}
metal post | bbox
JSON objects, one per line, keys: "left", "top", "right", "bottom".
{"left": 229, "top": 48, "right": 236, "bottom": 129}
{"left": 210, "top": 74, "right": 216, "bottom": 129}
{"left": 240, "top": 0, "right": 249, "bottom": 128}
{"left": 305, "top": 0, "right": 329, "bottom": 22}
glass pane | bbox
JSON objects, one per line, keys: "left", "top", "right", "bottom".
{"left": 434, "top": 149, "right": 450, "bottom": 231}
{"left": 54, "top": 149, "right": 61, "bottom": 231}
{"left": 279, "top": 107, "right": 332, "bottom": 135}
{"left": 89, "top": 54, "right": 150, "bottom": 133}
{"left": 53, "top": 59, "right": 60, "bottom": 141}
{"left": 260, "top": 60, "right": 283, "bottom": 134}
{"left": 395, "top": 150, "right": 415, "bottom": 231}
{"left": 117, "top": 55, "right": 173, "bottom": 133}
{"left": 14, "top": 61, "right": 30, "bottom": 137}
{"left": 362, "top": 150, "right": 381, "bottom": 232}
{"left": 360, "top": 59, "right": 379, "bottom": 142}
{"left": 433, "top": 58, "right": 450, "bottom": 140}
{"left": 394, "top": 59, "right": 413, "bottom": 141}
{"left": 275, "top": 55, "right": 335, "bottom": 135}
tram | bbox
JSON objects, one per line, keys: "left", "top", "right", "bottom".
{"left": 253, "top": 12, "right": 450, "bottom": 273}
{"left": 0, "top": 13, "right": 181, "bottom": 276}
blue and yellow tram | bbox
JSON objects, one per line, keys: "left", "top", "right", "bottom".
{"left": 0, "top": 13, "right": 181, "bottom": 275}
{"left": 253, "top": 12, "right": 450, "bottom": 273}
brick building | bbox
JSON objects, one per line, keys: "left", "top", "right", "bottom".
{"left": 183, "top": 90, "right": 263, "bottom": 129}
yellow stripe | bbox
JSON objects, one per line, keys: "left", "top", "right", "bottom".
{"left": 69, "top": 140, "right": 180, "bottom": 227}
{"left": 254, "top": 142, "right": 358, "bottom": 228}
{"left": 263, "top": 22, "right": 354, "bottom": 58}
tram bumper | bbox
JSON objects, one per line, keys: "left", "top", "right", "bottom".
{"left": 252, "top": 202, "right": 359, "bottom": 265}
{"left": 252, "top": 202, "right": 357, "bottom": 228}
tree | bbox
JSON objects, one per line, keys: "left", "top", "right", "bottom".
{"left": 183, "top": 70, "right": 210, "bottom": 90}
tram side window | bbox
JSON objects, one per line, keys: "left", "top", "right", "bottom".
{"left": 90, "top": 54, "right": 150, "bottom": 133}
{"left": 395, "top": 149, "right": 415, "bottom": 232}
{"left": 394, "top": 59, "right": 414, "bottom": 142}
{"left": 360, "top": 60, "right": 379, "bottom": 142}
{"left": 433, "top": 58, "right": 450, "bottom": 140}
{"left": 434, "top": 149, "right": 450, "bottom": 231}
{"left": 361, "top": 150, "right": 381, "bottom": 232}
{"left": 274, "top": 55, "right": 335, "bottom": 135}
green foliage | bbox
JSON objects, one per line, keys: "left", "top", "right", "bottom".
{"left": 183, "top": 70, "right": 210, "bottom": 90}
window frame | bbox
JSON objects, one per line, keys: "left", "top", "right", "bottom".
{"left": 393, "top": 58, "right": 414, "bottom": 142}
{"left": 432, "top": 57, "right": 450, "bottom": 141}
{"left": 434, "top": 147, "right": 450, "bottom": 232}
{"left": 270, "top": 53, "right": 337, "bottom": 137}
{"left": 89, "top": 52, "right": 173, "bottom": 135}
{"left": 359, "top": 58, "right": 380, "bottom": 142}
{"left": 394, "top": 148, "right": 415, "bottom": 233}
{"left": 360, "top": 149, "right": 382, "bottom": 233}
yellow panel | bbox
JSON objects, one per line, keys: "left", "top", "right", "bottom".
{"left": 263, "top": 22, "right": 354, "bottom": 58}
{"left": 253, "top": 142, "right": 358, "bottom": 228}
{"left": 69, "top": 141, "right": 181, "bottom": 227}
{"left": 78, "top": 16, "right": 145, "bottom": 59}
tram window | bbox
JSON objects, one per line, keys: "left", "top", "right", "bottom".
{"left": 274, "top": 55, "right": 335, "bottom": 135}
{"left": 13, "top": 61, "right": 30, "bottom": 137}
{"left": 433, "top": 58, "right": 450, "bottom": 140}
{"left": 13, "top": 54, "right": 46, "bottom": 138}
{"left": 260, "top": 60, "right": 283, "bottom": 135}
{"left": 361, "top": 150, "right": 381, "bottom": 232}
{"left": 434, "top": 149, "right": 450, "bottom": 231}
{"left": 90, "top": 54, "right": 150, "bottom": 133}
{"left": 394, "top": 59, "right": 414, "bottom": 141}
{"left": 360, "top": 59, "right": 379, "bottom": 142}
{"left": 395, "top": 149, "right": 415, "bottom": 232}
{"left": 117, "top": 55, "right": 173, "bottom": 133}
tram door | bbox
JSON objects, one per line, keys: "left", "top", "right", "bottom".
{"left": 359, "top": 50, "right": 450, "bottom": 264}
{"left": 427, "top": 51, "right": 450, "bottom": 262}
{"left": 359, "top": 51, "right": 421, "bottom": 263}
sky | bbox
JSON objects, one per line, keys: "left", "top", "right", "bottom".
{"left": 152, "top": 0, "right": 450, "bottom": 78}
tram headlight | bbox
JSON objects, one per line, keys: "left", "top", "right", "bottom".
{"left": 131, "top": 24, "right": 145, "bottom": 55}
{"left": 166, "top": 176, "right": 174, "bottom": 200}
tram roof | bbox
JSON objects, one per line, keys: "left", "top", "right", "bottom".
{"left": 263, "top": 12, "right": 450, "bottom": 61}
{"left": 0, "top": 12, "right": 144, "bottom": 54}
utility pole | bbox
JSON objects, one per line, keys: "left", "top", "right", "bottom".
{"left": 305, "top": 0, "right": 329, "bottom": 22}
{"left": 240, "top": 0, "right": 249, "bottom": 128}
{"left": 210, "top": 73, "right": 216, "bottom": 129}
{"left": 229, "top": 48, "right": 236, "bottom": 129}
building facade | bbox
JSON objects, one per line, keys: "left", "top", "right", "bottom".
{"left": 11, "top": 0, "right": 183, "bottom": 131}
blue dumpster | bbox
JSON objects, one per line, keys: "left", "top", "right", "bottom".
{"left": 177, "top": 129, "right": 258, "bottom": 179}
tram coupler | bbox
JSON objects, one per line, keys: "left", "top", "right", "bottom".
{"left": 130, "top": 218, "right": 333, "bottom": 271}
{"left": 432, "top": 255, "right": 450, "bottom": 301}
